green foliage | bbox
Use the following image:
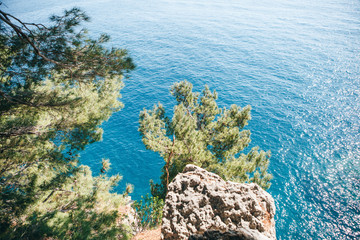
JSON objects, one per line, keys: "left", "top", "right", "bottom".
{"left": 132, "top": 194, "right": 164, "bottom": 231}
{"left": 3, "top": 165, "right": 131, "bottom": 240}
{"left": 139, "top": 81, "right": 272, "bottom": 199}
{"left": 0, "top": 7, "right": 134, "bottom": 239}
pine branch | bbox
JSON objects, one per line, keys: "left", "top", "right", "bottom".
{"left": 0, "top": 90, "right": 81, "bottom": 108}
{"left": 43, "top": 188, "right": 75, "bottom": 203}
{"left": 0, "top": 9, "right": 61, "bottom": 65}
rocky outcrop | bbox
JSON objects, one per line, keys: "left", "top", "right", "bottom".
{"left": 161, "top": 165, "right": 276, "bottom": 240}
{"left": 118, "top": 196, "right": 139, "bottom": 235}
{"left": 189, "top": 230, "right": 257, "bottom": 240}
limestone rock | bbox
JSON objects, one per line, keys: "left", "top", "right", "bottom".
{"left": 161, "top": 164, "right": 276, "bottom": 240}
{"left": 189, "top": 230, "right": 256, "bottom": 240}
{"left": 119, "top": 196, "right": 139, "bottom": 235}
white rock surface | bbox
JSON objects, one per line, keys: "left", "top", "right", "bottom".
{"left": 161, "top": 164, "right": 276, "bottom": 240}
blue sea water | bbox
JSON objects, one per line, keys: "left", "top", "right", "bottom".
{"left": 3, "top": 0, "right": 360, "bottom": 238}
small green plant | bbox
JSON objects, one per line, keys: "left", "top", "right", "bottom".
{"left": 132, "top": 194, "right": 164, "bottom": 231}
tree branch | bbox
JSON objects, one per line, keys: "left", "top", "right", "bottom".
{"left": 0, "top": 9, "right": 61, "bottom": 65}
{"left": 165, "top": 135, "right": 176, "bottom": 190}
{"left": 43, "top": 188, "right": 75, "bottom": 203}
{"left": 0, "top": 90, "right": 81, "bottom": 108}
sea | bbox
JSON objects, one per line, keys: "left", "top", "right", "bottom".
{"left": 3, "top": 0, "right": 360, "bottom": 239}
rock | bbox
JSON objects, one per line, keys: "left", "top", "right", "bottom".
{"left": 189, "top": 230, "right": 255, "bottom": 240}
{"left": 161, "top": 165, "right": 276, "bottom": 240}
{"left": 118, "top": 196, "right": 139, "bottom": 235}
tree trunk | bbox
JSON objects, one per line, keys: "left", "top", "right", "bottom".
{"left": 165, "top": 135, "right": 175, "bottom": 190}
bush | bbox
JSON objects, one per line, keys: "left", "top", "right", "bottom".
{"left": 132, "top": 194, "right": 164, "bottom": 231}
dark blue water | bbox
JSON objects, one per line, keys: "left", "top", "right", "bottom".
{"left": 5, "top": 0, "right": 360, "bottom": 238}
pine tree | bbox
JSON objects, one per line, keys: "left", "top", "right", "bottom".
{"left": 139, "top": 81, "right": 272, "bottom": 199}
{"left": 0, "top": 7, "right": 135, "bottom": 239}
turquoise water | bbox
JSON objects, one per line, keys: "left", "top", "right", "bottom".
{"left": 4, "top": 0, "right": 360, "bottom": 238}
